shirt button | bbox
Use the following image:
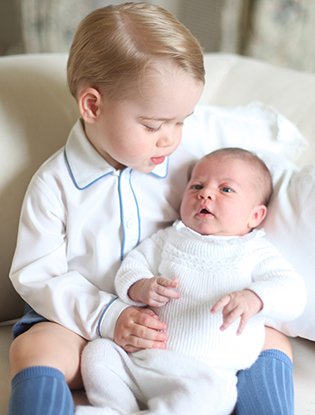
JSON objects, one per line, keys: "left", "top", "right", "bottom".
{"left": 126, "top": 218, "right": 136, "bottom": 229}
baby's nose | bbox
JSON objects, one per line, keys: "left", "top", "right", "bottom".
{"left": 199, "top": 188, "right": 215, "bottom": 200}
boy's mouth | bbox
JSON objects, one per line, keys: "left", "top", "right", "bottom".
{"left": 151, "top": 156, "right": 165, "bottom": 165}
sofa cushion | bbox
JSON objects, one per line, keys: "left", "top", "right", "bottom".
{"left": 0, "top": 54, "right": 78, "bottom": 322}
{"left": 262, "top": 157, "right": 315, "bottom": 341}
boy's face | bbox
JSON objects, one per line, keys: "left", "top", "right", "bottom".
{"left": 180, "top": 155, "right": 265, "bottom": 236}
{"left": 86, "top": 63, "right": 204, "bottom": 173}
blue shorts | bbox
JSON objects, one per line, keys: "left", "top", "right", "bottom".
{"left": 12, "top": 304, "right": 48, "bottom": 340}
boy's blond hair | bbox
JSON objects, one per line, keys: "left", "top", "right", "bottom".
{"left": 67, "top": 2, "right": 205, "bottom": 101}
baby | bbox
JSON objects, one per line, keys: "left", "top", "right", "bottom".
{"left": 77, "top": 148, "right": 306, "bottom": 415}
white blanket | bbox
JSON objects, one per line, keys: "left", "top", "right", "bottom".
{"left": 75, "top": 338, "right": 237, "bottom": 415}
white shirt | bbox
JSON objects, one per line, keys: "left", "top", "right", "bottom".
{"left": 10, "top": 119, "right": 195, "bottom": 340}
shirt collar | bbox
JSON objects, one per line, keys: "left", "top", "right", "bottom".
{"left": 64, "top": 119, "right": 169, "bottom": 189}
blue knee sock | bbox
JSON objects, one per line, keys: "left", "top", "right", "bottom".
{"left": 235, "top": 350, "right": 294, "bottom": 415}
{"left": 9, "top": 366, "right": 74, "bottom": 415}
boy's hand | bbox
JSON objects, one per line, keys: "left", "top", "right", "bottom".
{"left": 128, "top": 277, "right": 180, "bottom": 307}
{"left": 114, "top": 306, "right": 168, "bottom": 353}
{"left": 211, "top": 289, "right": 263, "bottom": 335}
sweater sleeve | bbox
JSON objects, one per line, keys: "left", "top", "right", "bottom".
{"left": 115, "top": 229, "right": 168, "bottom": 306}
{"left": 247, "top": 240, "right": 306, "bottom": 321}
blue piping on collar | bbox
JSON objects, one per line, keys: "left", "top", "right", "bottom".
{"left": 118, "top": 170, "right": 126, "bottom": 262}
{"left": 64, "top": 147, "right": 114, "bottom": 190}
{"left": 150, "top": 156, "right": 169, "bottom": 178}
{"left": 64, "top": 147, "right": 169, "bottom": 190}
{"left": 118, "top": 168, "right": 141, "bottom": 262}
{"left": 129, "top": 170, "right": 141, "bottom": 247}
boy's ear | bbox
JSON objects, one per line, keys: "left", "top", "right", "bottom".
{"left": 78, "top": 88, "right": 102, "bottom": 123}
{"left": 248, "top": 205, "right": 267, "bottom": 229}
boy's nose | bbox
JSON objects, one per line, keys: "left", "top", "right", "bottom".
{"left": 157, "top": 131, "right": 175, "bottom": 148}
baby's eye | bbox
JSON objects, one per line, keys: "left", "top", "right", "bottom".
{"left": 221, "top": 187, "right": 233, "bottom": 193}
{"left": 192, "top": 184, "right": 203, "bottom": 190}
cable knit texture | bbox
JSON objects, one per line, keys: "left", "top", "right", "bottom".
{"left": 116, "top": 221, "right": 306, "bottom": 371}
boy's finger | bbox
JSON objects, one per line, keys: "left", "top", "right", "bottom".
{"left": 132, "top": 323, "right": 168, "bottom": 342}
{"left": 135, "top": 308, "right": 167, "bottom": 331}
{"left": 123, "top": 337, "right": 166, "bottom": 353}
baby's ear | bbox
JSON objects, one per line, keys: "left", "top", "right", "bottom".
{"left": 78, "top": 88, "right": 102, "bottom": 123}
{"left": 248, "top": 205, "right": 267, "bottom": 229}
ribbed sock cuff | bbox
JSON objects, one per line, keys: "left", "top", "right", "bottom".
{"left": 12, "top": 366, "right": 65, "bottom": 387}
{"left": 9, "top": 366, "right": 74, "bottom": 415}
{"left": 258, "top": 349, "right": 293, "bottom": 370}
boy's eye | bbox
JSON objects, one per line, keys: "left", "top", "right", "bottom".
{"left": 192, "top": 184, "right": 203, "bottom": 190}
{"left": 144, "top": 125, "right": 161, "bottom": 132}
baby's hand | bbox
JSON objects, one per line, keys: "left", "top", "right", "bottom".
{"left": 128, "top": 277, "right": 180, "bottom": 307}
{"left": 211, "top": 289, "right": 263, "bottom": 335}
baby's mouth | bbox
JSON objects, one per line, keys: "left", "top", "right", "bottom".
{"left": 198, "top": 206, "right": 213, "bottom": 216}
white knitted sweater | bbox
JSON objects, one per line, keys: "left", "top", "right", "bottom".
{"left": 115, "top": 221, "right": 306, "bottom": 371}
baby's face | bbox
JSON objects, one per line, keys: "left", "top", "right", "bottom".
{"left": 180, "top": 155, "right": 263, "bottom": 236}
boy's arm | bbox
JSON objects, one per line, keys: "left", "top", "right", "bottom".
{"left": 10, "top": 176, "right": 129, "bottom": 342}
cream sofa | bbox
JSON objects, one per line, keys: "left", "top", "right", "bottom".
{"left": 1, "top": 53, "right": 315, "bottom": 414}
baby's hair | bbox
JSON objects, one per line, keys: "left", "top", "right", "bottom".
{"left": 203, "top": 148, "right": 273, "bottom": 206}
{"left": 67, "top": 2, "right": 205, "bottom": 101}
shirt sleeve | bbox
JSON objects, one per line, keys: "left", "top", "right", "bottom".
{"left": 247, "top": 241, "right": 307, "bottom": 322}
{"left": 9, "top": 175, "right": 128, "bottom": 341}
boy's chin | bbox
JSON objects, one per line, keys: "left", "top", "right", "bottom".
{"left": 132, "top": 164, "right": 156, "bottom": 174}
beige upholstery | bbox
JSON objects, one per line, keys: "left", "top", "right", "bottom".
{"left": 1, "top": 53, "right": 315, "bottom": 414}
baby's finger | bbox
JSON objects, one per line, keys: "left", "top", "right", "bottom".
{"left": 236, "top": 314, "right": 250, "bottom": 336}
{"left": 220, "top": 301, "right": 244, "bottom": 331}
{"left": 156, "top": 277, "right": 178, "bottom": 289}
{"left": 211, "top": 295, "right": 231, "bottom": 314}
{"left": 155, "top": 278, "right": 180, "bottom": 300}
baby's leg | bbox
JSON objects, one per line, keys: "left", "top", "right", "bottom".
{"left": 132, "top": 350, "right": 237, "bottom": 415}
{"left": 9, "top": 321, "right": 87, "bottom": 415}
{"left": 79, "top": 338, "right": 142, "bottom": 414}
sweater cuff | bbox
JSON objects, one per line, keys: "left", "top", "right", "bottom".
{"left": 247, "top": 282, "right": 272, "bottom": 317}
{"left": 97, "top": 297, "right": 129, "bottom": 340}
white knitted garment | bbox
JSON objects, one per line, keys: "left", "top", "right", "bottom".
{"left": 116, "top": 221, "right": 305, "bottom": 372}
